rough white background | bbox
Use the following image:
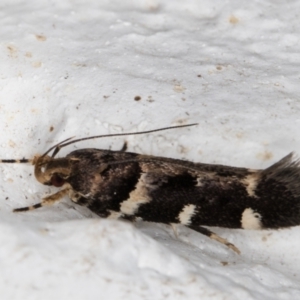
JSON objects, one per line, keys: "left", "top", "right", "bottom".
{"left": 1, "top": 0, "right": 300, "bottom": 299}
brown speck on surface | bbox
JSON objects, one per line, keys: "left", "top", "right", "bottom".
{"left": 216, "top": 65, "right": 223, "bottom": 70}
{"left": 49, "top": 126, "right": 54, "bottom": 132}
{"left": 177, "top": 145, "right": 189, "bottom": 154}
{"left": 176, "top": 119, "right": 188, "bottom": 125}
{"left": 32, "top": 61, "right": 42, "bottom": 68}
{"left": 5, "top": 197, "right": 8, "bottom": 200}
{"left": 7, "top": 45, "right": 17, "bottom": 58}
{"left": 236, "top": 132, "right": 244, "bottom": 139}
{"left": 40, "top": 228, "right": 50, "bottom": 235}
{"left": 256, "top": 150, "right": 273, "bottom": 161}
{"left": 147, "top": 2, "right": 159, "bottom": 11}
{"left": 73, "top": 62, "right": 87, "bottom": 67}
{"left": 172, "top": 79, "right": 186, "bottom": 93}
{"left": 134, "top": 96, "right": 141, "bottom": 101}
{"left": 221, "top": 261, "right": 228, "bottom": 266}
{"left": 173, "top": 84, "right": 186, "bottom": 93}
{"left": 36, "top": 34, "right": 47, "bottom": 41}
{"left": 262, "top": 232, "right": 272, "bottom": 242}
{"left": 197, "top": 74, "right": 202, "bottom": 78}
{"left": 8, "top": 140, "right": 16, "bottom": 148}
{"left": 229, "top": 15, "right": 239, "bottom": 24}
{"left": 103, "top": 95, "right": 110, "bottom": 99}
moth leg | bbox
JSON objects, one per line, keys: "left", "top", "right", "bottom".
{"left": 119, "top": 141, "right": 128, "bottom": 152}
{"left": 13, "top": 188, "right": 70, "bottom": 212}
{"left": 188, "top": 225, "right": 240, "bottom": 254}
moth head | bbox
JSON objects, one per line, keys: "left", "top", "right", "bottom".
{"left": 33, "top": 155, "right": 72, "bottom": 187}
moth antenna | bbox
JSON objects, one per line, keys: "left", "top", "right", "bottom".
{"left": 44, "top": 123, "right": 198, "bottom": 158}
{"left": 0, "top": 158, "right": 33, "bottom": 164}
{"left": 50, "top": 137, "right": 76, "bottom": 158}
{"left": 41, "top": 136, "right": 75, "bottom": 157}
{"left": 0, "top": 138, "right": 75, "bottom": 164}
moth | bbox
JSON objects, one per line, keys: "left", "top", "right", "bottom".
{"left": 1, "top": 124, "right": 300, "bottom": 254}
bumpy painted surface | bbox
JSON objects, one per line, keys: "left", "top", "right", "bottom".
{"left": 2, "top": 0, "right": 300, "bottom": 299}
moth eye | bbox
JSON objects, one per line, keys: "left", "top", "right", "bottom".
{"left": 51, "top": 174, "right": 65, "bottom": 187}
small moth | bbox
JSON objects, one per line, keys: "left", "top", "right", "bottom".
{"left": 2, "top": 124, "right": 300, "bottom": 254}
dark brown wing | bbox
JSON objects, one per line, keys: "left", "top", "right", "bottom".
{"left": 66, "top": 149, "right": 300, "bottom": 229}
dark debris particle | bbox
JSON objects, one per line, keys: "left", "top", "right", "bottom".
{"left": 49, "top": 126, "right": 54, "bottom": 132}
{"left": 134, "top": 96, "right": 141, "bottom": 101}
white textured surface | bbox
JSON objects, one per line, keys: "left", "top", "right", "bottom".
{"left": 1, "top": 1, "right": 300, "bottom": 299}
